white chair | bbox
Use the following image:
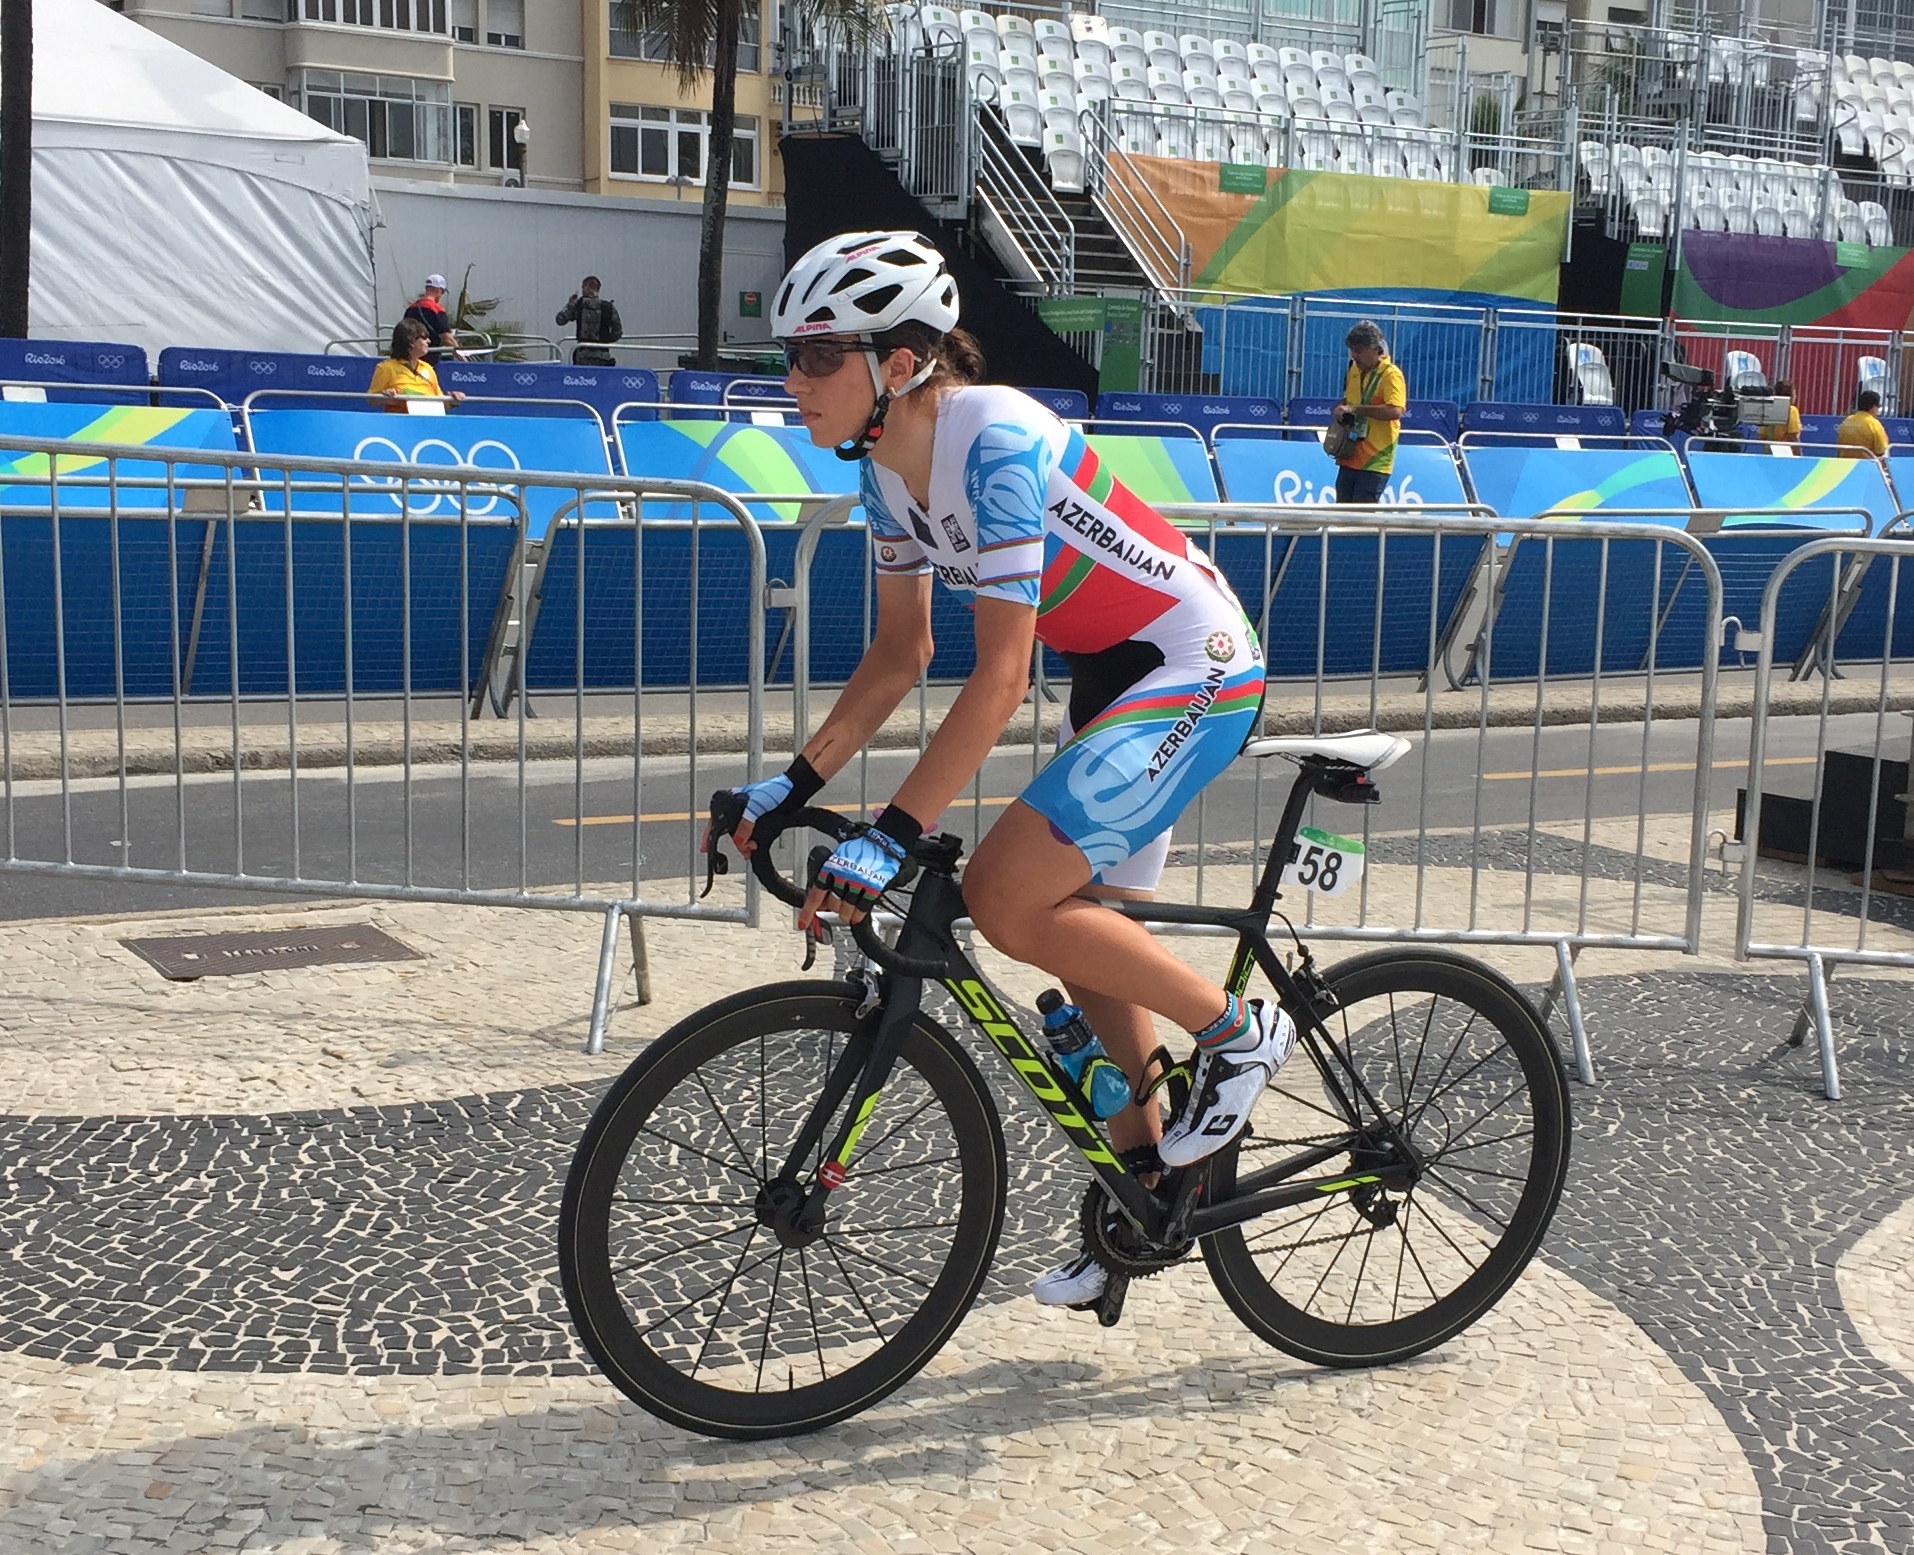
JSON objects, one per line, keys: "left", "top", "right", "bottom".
{"left": 1144, "top": 31, "right": 1181, "bottom": 72}
{"left": 1633, "top": 195, "right": 1668, "bottom": 239}
{"left": 1074, "top": 68, "right": 1112, "bottom": 107}
{"left": 920, "top": 5, "right": 962, "bottom": 51}
{"left": 1833, "top": 98, "right": 1865, "bottom": 157}
{"left": 1038, "top": 87, "right": 1077, "bottom": 134}
{"left": 1388, "top": 90, "right": 1424, "bottom": 127}
{"left": 1723, "top": 350, "right": 1767, "bottom": 391}
{"left": 1322, "top": 85, "right": 1358, "bottom": 125}
{"left": 995, "top": 12, "right": 1034, "bottom": 46}
{"left": 1219, "top": 74, "right": 1257, "bottom": 112}
{"left": 1722, "top": 192, "right": 1755, "bottom": 234}
{"left": 1752, "top": 202, "right": 1785, "bottom": 236}
{"left": 1179, "top": 33, "right": 1216, "bottom": 74}
{"left": 1042, "top": 127, "right": 1086, "bottom": 192}
{"left": 1213, "top": 38, "right": 1247, "bottom": 75}
{"left": 1069, "top": 13, "right": 1112, "bottom": 68}
{"left": 1109, "top": 27, "right": 1148, "bottom": 73}
{"left": 1401, "top": 131, "right": 1441, "bottom": 180}
{"left": 1033, "top": 18, "right": 1073, "bottom": 62}
{"left": 1191, "top": 111, "right": 1232, "bottom": 163}
{"left": 960, "top": 9, "right": 998, "bottom": 53}
{"left": 1037, "top": 53, "right": 1073, "bottom": 88}
{"left": 1311, "top": 49, "right": 1347, "bottom": 87}
{"left": 999, "top": 48, "right": 1040, "bottom": 94}
{"left": 1286, "top": 80, "right": 1324, "bottom": 119}
{"left": 1780, "top": 199, "right": 1816, "bottom": 238}
{"left": 1694, "top": 198, "right": 1727, "bottom": 233}
{"left": 1859, "top": 355, "right": 1889, "bottom": 402}
{"left": 1296, "top": 139, "right": 1336, "bottom": 172}
{"left": 966, "top": 44, "right": 1002, "bottom": 99}
{"left": 1184, "top": 68, "right": 1221, "bottom": 108}
{"left": 1579, "top": 141, "right": 1612, "bottom": 196}
{"left": 1726, "top": 153, "right": 1756, "bottom": 194}
{"left": 1566, "top": 342, "right": 1616, "bottom": 406}
{"left": 1472, "top": 165, "right": 1507, "bottom": 187}
{"left": 1148, "top": 66, "right": 1187, "bottom": 105}
{"left": 1225, "top": 112, "right": 1264, "bottom": 164}
{"left": 1613, "top": 143, "right": 1644, "bottom": 194}
{"left": 1837, "top": 197, "right": 1866, "bottom": 243}
{"left": 1000, "top": 86, "right": 1043, "bottom": 146}
{"left": 1345, "top": 51, "right": 1380, "bottom": 77}
{"left": 1111, "top": 62, "right": 1149, "bottom": 101}
{"left": 1156, "top": 116, "right": 1196, "bottom": 160}
{"left": 1861, "top": 199, "right": 1893, "bottom": 244}
{"left": 1369, "top": 138, "right": 1406, "bottom": 181}
{"left": 1246, "top": 43, "right": 1281, "bottom": 80}
{"left": 1116, "top": 125, "right": 1152, "bottom": 156}
{"left": 1282, "top": 62, "right": 1318, "bottom": 97}
{"left": 1340, "top": 141, "right": 1372, "bottom": 177}
{"left": 1276, "top": 46, "right": 1309, "bottom": 71}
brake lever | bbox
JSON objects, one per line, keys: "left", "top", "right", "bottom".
{"left": 700, "top": 790, "right": 746, "bottom": 900}
{"left": 799, "top": 843, "right": 834, "bottom": 971}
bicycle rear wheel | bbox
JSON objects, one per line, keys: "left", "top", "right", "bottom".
{"left": 559, "top": 982, "right": 1006, "bottom": 1440}
{"left": 1204, "top": 948, "right": 1571, "bottom": 1367}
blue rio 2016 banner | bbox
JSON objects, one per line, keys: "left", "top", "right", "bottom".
{"left": 1212, "top": 434, "right": 1469, "bottom": 508}
{"left": 1684, "top": 452, "right": 1895, "bottom": 533}
{"left": 616, "top": 420, "right": 858, "bottom": 520}
{"left": 248, "top": 410, "right": 617, "bottom": 537}
{"left": 0, "top": 403, "right": 239, "bottom": 508}
{"left": 1460, "top": 446, "right": 1694, "bottom": 521}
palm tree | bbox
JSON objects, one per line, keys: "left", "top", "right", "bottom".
{"left": 613, "top": 0, "right": 877, "bottom": 367}
{"left": 0, "top": 0, "right": 32, "bottom": 338}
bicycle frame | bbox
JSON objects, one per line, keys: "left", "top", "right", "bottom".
{"left": 765, "top": 758, "right": 1420, "bottom": 1253}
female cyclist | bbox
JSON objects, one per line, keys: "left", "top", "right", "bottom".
{"left": 711, "top": 231, "right": 1295, "bottom": 1309}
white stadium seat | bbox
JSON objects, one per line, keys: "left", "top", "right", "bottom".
{"left": 966, "top": 43, "right": 1001, "bottom": 98}
{"left": 1388, "top": 90, "right": 1425, "bottom": 127}
{"left": 1111, "top": 62, "right": 1149, "bottom": 100}
{"left": 1859, "top": 355, "right": 1889, "bottom": 400}
{"left": 1472, "top": 165, "right": 1507, "bottom": 186}
{"left": 920, "top": 6, "right": 961, "bottom": 51}
{"left": 960, "top": 9, "right": 997, "bottom": 54}
{"left": 1033, "top": 18, "right": 1073, "bottom": 61}
{"left": 1184, "top": 68, "right": 1222, "bottom": 108}
{"left": 1180, "top": 33, "right": 1217, "bottom": 73}
{"left": 1246, "top": 43, "right": 1281, "bottom": 78}
{"left": 1000, "top": 85, "right": 1043, "bottom": 145}
{"left": 1633, "top": 195, "right": 1668, "bottom": 238}
{"left": 1724, "top": 350, "right": 1767, "bottom": 391}
{"left": 1038, "top": 87, "right": 1077, "bottom": 134}
{"left": 1219, "top": 74, "right": 1257, "bottom": 111}
{"left": 1069, "top": 13, "right": 1111, "bottom": 68}
{"left": 995, "top": 12, "right": 1034, "bottom": 45}
{"left": 1148, "top": 66, "right": 1187, "bottom": 104}
{"left": 1109, "top": 27, "right": 1148, "bottom": 72}
{"left": 1213, "top": 39, "right": 1248, "bottom": 74}
{"left": 1753, "top": 203, "right": 1785, "bottom": 236}
{"left": 1567, "top": 342, "right": 1616, "bottom": 406}
{"left": 1043, "top": 127, "right": 1086, "bottom": 192}
{"left": 1144, "top": 31, "right": 1181, "bottom": 72}
{"left": 1861, "top": 199, "right": 1893, "bottom": 244}
{"left": 1156, "top": 117, "right": 1196, "bottom": 160}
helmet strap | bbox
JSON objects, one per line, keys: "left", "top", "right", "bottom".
{"left": 832, "top": 346, "right": 938, "bottom": 462}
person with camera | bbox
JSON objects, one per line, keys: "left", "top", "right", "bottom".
{"left": 1759, "top": 380, "right": 1802, "bottom": 448}
{"left": 1837, "top": 390, "right": 1889, "bottom": 459}
{"left": 1329, "top": 321, "right": 1406, "bottom": 504}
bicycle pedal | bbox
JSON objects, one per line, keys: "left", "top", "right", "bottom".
{"left": 1092, "top": 1270, "right": 1130, "bottom": 1328}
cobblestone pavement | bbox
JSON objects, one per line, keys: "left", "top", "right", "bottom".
{"left": 0, "top": 844, "right": 1909, "bottom": 1553}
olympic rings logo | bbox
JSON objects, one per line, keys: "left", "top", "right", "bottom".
{"left": 350, "top": 435, "right": 523, "bottom": 516}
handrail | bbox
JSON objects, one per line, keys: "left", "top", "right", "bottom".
{"left": 973, "top": 105, "right": 1076, "bottom": 295}
{"left": 1082, "top": 104, "right": 1190, "bottom": 293}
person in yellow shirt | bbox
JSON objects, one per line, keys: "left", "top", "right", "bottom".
{"left": 1836, "top": 390, "right": 1889, "bottom": 459}
{"left": 367, "top": 319, "right": 464, "bottom": 413}
{"left": 1331, "top": 320, "right": 1408, "bottom": 504}
{"left": 1759, "top": 378, "right": 1802, "bottom": 447}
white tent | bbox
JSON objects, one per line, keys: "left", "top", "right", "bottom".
{"left": 21, "top": 0, "right": 376, "bottom": 358}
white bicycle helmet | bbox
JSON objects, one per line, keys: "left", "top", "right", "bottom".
{"left": 773, "top": 230, "right": 962, "bottom": 459}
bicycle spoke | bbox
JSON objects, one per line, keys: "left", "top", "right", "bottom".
{"left": 610, "top": 1220, "right": 757, "bottom": 1275}
{"left": 845, "top": 1153, "right": 963, "bottom": 1179}
{"left": 1420, "top": 1164, "right": 1515, "bottom": 1233}
{"left": 1399, "top": 1191, "right": 1491, "bottom": 1283}
{"left": 820, "top": 1228, "right": 896, "bottom": 1349}
{"left": 638, "top": 1124, "right": 763, "bottom": 1186}
{"left": 850, "top": 1092, "right": 941, "bottom": 1166}
{"left": 828, "top": 1217, "right": 961, "bottom": 1237}
{"left": 692, "top": 1068, "right": 763, "bottom": 1184}
{"left": 1345, "top": 1213, "right": 1378, "bottom": 1325}
{"left": 753, "top": 1248, "right": 789, "bottom": 1392}
{"left": 821, "top": 1234, "right": 942, "bottom": 1292}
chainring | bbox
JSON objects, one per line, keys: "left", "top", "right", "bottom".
{"left": 1078, "top": 1181, "right": 1195, "bottom": 1279}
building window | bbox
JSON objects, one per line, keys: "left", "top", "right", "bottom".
{"left": 252, "top": 81, "right": 286, "bottom": 98}
{"left": 449, "top": 0, "right": 475, "bottom": 40}
{"left": 300, "top": 0, "right": 446, "bottom": 31}
{"left": 609, "top": 105, "right": 759, "bottom": 188}
{"left": 241, "top": 0, "right": 287, "bottom": 16}
{"left": 298, "top": 71, "right": 455, "bottom": 162}
{"left": 455, "top": 102, "right": 479, "bottom": 165}
{"left": 485, "top": 0, "right": 524, "bottom": 48}
{"left": 489, "top": 106, "right": 528, "bottom": 173}
{"left": 610, "top": 0, "right": 760, "bottom": 72}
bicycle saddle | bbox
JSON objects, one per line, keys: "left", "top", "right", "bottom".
{"left": 1243, "top": 730, "right": 1410, "bottom": 772}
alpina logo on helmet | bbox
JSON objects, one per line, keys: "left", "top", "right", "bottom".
{"left": 789, "top": 321, "right": 840, "bottom": 337}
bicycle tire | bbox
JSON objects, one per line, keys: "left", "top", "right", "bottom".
{"left": 1203, "top": 948, "right": 1571, "bottom": 1368}
{"left": 559, "top": 981, "right": 1007, "bottom": 1439}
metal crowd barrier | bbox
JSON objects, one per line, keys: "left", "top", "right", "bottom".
{"left": 787, "top": 498, "right": 1726, "bottom": 1082}
{"left": 1736, "top": 533, "right": 1914, "bottom": 1098}
{"left": 0, "top": 432, "right": 769, "bottom": 1054}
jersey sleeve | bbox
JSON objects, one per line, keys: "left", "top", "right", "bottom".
{"left": 860, "top": 461, "right": 928, "bottom": 576}
{"left": 1380, "top": 362, "right": 1408, "bottom": 410}
{"left": 962, "top": 420, "right": 1052, "bottom": 607}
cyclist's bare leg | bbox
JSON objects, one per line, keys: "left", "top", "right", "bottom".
{"left": 1061, "top": 887, "right": 1164, "bottom": 1163}
{"left": 965, "top": 801, "right": 1231, "bottom": 1038}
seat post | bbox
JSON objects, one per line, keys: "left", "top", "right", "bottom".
{"left": 1248, "top": 762, "right": 1320, "bottom": 914}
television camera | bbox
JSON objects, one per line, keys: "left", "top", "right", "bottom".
{"left": 1659, "top": 360, "right": 1793, "bottom": 449}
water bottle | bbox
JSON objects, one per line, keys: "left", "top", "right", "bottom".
{"left": 1037, "top": 989, "right": 1132, "bottom": 1121}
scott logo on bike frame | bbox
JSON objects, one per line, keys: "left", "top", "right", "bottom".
{"left": 944, "top": 977, "right": 1125, "bottom": 1172}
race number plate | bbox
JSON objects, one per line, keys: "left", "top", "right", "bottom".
{"left": 1281, "top": 826, "right": 1365, "bottom": 897}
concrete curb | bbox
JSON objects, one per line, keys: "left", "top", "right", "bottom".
{"left": 7, "top": 678, "right": 1910, "bottom": 781}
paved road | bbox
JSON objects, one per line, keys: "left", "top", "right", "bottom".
{"left": 0, "top": 709, "right": 1902, "bottom": 920}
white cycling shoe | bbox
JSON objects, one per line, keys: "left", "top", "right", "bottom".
{"left": 1157, "top": 1001, "right": 1298, "bottom": 1169}
{"left": 1033, "top": 1250, "right": 1108, "bottom": 1308}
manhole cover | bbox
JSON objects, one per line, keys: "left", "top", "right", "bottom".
{"left": 121, "top": 924, "right": 424, "bottom": 981}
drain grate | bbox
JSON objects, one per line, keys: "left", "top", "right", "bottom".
{"left": 122, "top": 924, "right": 424, "bottom": 981}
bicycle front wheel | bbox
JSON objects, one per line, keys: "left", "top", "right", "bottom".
{"left": 1204, "top": 948, "right": 1571, "bottom": 1368}
{"left": 559, "top": 982, "right": 1007, "bottom": 1439}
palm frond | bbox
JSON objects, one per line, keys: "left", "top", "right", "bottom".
{"left": 613, "top": 0, "right": 722, "bottom": 92}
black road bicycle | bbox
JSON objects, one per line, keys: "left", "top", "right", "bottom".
{"left": 558, "top": 733, "right": 1572, "bottom": 1441}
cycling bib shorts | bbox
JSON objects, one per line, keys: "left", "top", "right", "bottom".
{"left": 861, "top": 385, "right": 1264, "bottom": 887}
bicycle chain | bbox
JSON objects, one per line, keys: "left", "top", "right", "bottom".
{"left": 1078, "top": 1180, "right": 1196, "bottom": 1279}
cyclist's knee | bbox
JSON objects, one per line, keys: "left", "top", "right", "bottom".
{"left": 962, "top": 859, "right": 1040, "bottom": 958}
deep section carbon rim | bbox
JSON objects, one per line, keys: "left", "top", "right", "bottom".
{"left": 559, "top": 984, "right": 1005, "bottom": 1438}
{"left": 1204, "top": 949, "right": 1571, "bottom": 1367}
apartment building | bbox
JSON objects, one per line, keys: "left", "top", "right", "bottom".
{"left": 106, "top": 1, "right": 785, "bottom": 207}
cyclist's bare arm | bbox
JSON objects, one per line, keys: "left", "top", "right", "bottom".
{"left": 729, "top": 571, "right": 932, "bottom": 855}
{"left": 887, "top": 595, "right": 1036, "bottom": 825}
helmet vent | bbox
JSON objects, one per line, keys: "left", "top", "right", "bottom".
{"left": 855, "top": 284, "right": 903, "bottom": 315}
{"left": 829, "top": 266, "right": 875, "bottom": 295}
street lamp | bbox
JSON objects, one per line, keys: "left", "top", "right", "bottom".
{"left": 512, "top": 117, "right": 531, "bottom": 177}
